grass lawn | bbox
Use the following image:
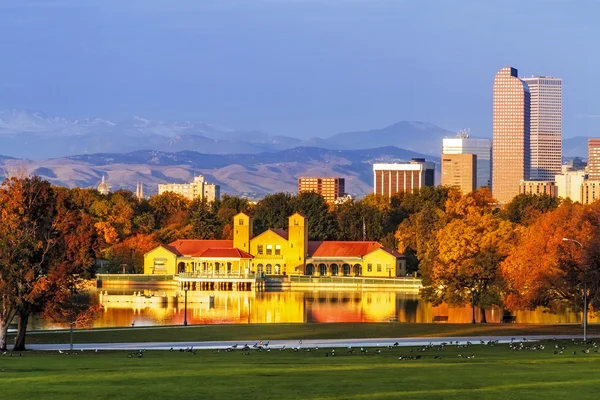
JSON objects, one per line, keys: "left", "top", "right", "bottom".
{"left": 13, "top": 322, "right": 599, "bottom": 345}
{"left": 2, "top": 340, "right": 600, "bottom": 400}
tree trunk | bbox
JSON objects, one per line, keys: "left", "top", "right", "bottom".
{"left": 13, "top": 312, "right": 29, "bottom": 351}
{"left": 479, "top": 307, "right": 487, "bottom": 324}
{"left": 0, "top": 308, "right": 16, "bottom": 352}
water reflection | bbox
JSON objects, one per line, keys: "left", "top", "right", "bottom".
{"left": 30, "top": 289, "right": 600, "bottom": 330}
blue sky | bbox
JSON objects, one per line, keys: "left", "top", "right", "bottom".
{"left": 0, "top": 0, "right": 598, "bottom": 138}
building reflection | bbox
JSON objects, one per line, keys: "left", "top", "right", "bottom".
{"left": 28, "top": 289, "right": 600, "bottom": 330}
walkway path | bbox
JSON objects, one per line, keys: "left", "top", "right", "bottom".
{"left": 25, "top": 334, "right": 593, "bottom": 351}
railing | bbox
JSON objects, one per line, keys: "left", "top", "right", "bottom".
{"left": 289, "top": 275, "right": 422, "bottom": 287}
{"left": 178, "top": 273, "right": 258, "bottom": 280}
{"left": 97, "top": 274, "right": 174, "bottom": 282}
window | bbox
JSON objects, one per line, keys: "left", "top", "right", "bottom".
{"left": 294, "top": 219, "right": 299, "bottom": 226}
{"left": 266, "top": 245, "right": 273, "bottom": 255}
{"left": 239, "top": 218, "right": 244, "bottom": 225}
{"left": 275, "top": 245, "right": 281, "bottom": 256}
{"left": 257, "top": 245, "right": 263, "bottom": 255}
{"left": 367, "top": 264, "right": 372, "bottom": 272}
{"left": 377, "top": 264, "right": 382, "bottom": 272}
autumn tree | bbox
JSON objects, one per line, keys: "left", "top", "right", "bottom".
{"left": 501, "top": 202, "right": 600, "bottom": 323}
{"left": 415, "top": 190, "right": 517, "bottom": 322}
{"left": 217, "top": 195, "right": 252, "bottom": 239}
{"left": 105, "top": 233, "right": 160, "bottom": 273}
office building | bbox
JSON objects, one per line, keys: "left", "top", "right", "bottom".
{"left": 521, "top": 76, "right": 562, "bottom": 181}
{"left": 298, "top": 177, "right": 345, "bottom": 204}
{"left": 581, "top": 181, "right": 600, "bottom": 204}
{"left": 588, "top": 139, "right": 600, "bottom": 180}
{"left": 555, "top": 170, "right": 585, "bottom": 202}
{"left": 373, "top": 159, "right": 435, "bottom": 197}
{"left": 158, "top": 175, "right": 221, "bottom": 202}
{"left": 492, "top": 66, "right": 531, "bottom": 204}
{"left": 441, "top": 153, "right": 477, "bottom": 194}
{"left": 519, "top": 180, "right": 558, "bottom": 197}
{"left": 442, "top": 131, "right": 491, "bottom": 188}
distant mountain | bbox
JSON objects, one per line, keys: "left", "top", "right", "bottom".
{"left": 563, "top": 136, "right": 591, "bottom": 158}
{"left": 0, "top": 146, "right": 435, "bottom": 197}
{"left": 324, "top": 121, "right": 454, "bottom": 156}
{"left": 0, "top": 109, "right": 454, "bottom": 159}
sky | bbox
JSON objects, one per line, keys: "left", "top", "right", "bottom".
{"left": 0, "top": 0, "right": 599, "bottom": 138}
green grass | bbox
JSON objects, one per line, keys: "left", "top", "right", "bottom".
{"left": 13, "top": 322, "right": 599, "bottom": 345}
{"left": 2, "top": 340, "right": 600, "bottom": 399}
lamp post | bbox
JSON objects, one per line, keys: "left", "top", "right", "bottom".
{"left": 562, "top": 238, "right": 587, "bottom": 341}
{"left": 471, "top": 287, "right": 476, "bottom": 324}
{"left": 183, "top": 285, "right": 189, "bottom": 327}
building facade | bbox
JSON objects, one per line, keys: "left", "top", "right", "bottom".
{"left": 441, "top": 153, "right": 477, "bottom": 194}
{"left": 521, "top": 76, "right": 562, "bottom": 181}
{"left": 492, "top": 66, "right": 531, "bottom": 204}
{"left": 519, "top": 180, "right": 558, "bottom": 197}
{"left": 373, "top": 159, "right": 435, "bottom": 197}
{"left": 555, "top": 170, "right": 585, "bottom": 202}
{"left": 442, "top": 132, "right": 491, "bottom": 189}
{"left": 588, "top": 139, "right": 600, "bottom": 181}
{"left": 581, "top": 181, "right": 600, "bottom": 204}
{"left": 158, "top": 175, "right": 220, "bottom": 202}
{"left": 298, "top": 177, "right": 345, "bottom": 204}
{"left": 144, "top": 212, "right": 406, "bottom": 278}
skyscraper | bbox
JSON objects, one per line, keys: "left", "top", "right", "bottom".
{"left": 587, "top": 139, "right": 600, "bottom": 180}
{"left": 492, "top": 67, "right": 531, "bottom": 204}
{"left": 442, "top": 131, "right": 491, "bottom": 188}
{"left": 521, "top": 76, "right": 562, "bottom": 181}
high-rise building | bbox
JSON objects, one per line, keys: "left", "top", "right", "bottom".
{"left": 587, "top": 139, "right": 600, "bottom": 180}
{"left": 492, "top": 67, "right": 531, "bottom": 204}
{"left": 441, "top": 154, "right": 477, "bottom": 194}
{"left": 581, "top": 181, "right": 600, "bottom": 204}
{"left": 521, "top": 76, "right": 562, "bottom": 181}
{"left": 298, "top": 177, "right": 346, "bottom": 204}
{"left": 373, "top": 158, "right": 435, "bottom": 197}
{"left": 158, "top": 175, "right": 220, "bottom": 202}
{"left": 442, "top": 131, "right": 491, "bottom": 188}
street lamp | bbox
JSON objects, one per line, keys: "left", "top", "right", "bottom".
{"left": 562, "top": 238, "right": 587, "bottom": 341}
{"left": 183, "top": 285, "right": 189, "bottom": 327}
{"left": 471, "top": 287, "right": 476, "bottom": 324}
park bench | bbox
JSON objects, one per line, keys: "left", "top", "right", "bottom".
{"left": 432, "top": 315, "right": 449, "bottom": 323}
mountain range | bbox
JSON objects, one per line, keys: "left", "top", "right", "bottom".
{"left": 0, "top": 146, "right": 434, "bottom": 197}
{"left": 0, "top": 109, "right": 454, "bottom": 159}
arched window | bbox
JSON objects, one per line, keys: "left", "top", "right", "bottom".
{"left": 342, "top": 264, "right": 351, "bottom": 276}
{"left": 353, "top": 264, "right": 362, "bottom": 276}
{"left": 266, "top": 264, "right": 273, "bottom": 275}
{"left": 306, "top": 264, "right": 314, "bottom": 276}
{"left": 257, "top": 264, "right": 264, "bottom": 274}
{"left": 330, "top": 264, "right": 339, "bottom": 276}
{"left": 178, "top": 262, "right": 186, "bottom": 274}
{"left": 318, "top": 264, "right": 327, "bottom": 276}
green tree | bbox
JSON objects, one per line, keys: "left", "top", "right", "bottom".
{"left": 253, "top": 193, "right": 294, "bottom": 234}
{"left": 502, "top": 193, "right": 561, "bottom": 225}
{"left": 292, "top": 192, "right": 337, "bottom": 240}
{"left": 189, "top": 198, "right": 221, "bottom": 239}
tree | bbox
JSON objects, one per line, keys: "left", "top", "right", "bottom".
{"left": 502, "top": 193, "right": 561, "bottom": 225}
{"left": 105, "top": 234, "right": 160, "bottom": 273}
{"left": 0, "top": 177, "right": 57, "bottom": 350}
{"left": 501, "top": 202, "right": 600, "bottom": 319}
{"left": 409, "top": 190, "right": 516, "bottom": 322}
{"left": 188, "top": 198, "right": 221, "bottom": 239}
{"left": 292, "top": 192, "right": 337, "bottom": 240}
{"left": 148, "top": 192, "right": 190, "bottom": 228}
{"left": 253, "top": 193, "right": 294, "bottom": 234}
{"left": 216, "top": 195, "right": 252, "bottom": 239}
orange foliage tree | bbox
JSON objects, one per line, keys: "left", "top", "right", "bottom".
{"left": 501, "top": 202, "right": 600, "bottom": 318}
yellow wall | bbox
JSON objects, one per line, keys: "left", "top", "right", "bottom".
{"left": 362, "top": 249, "right": 401, "bottom": 278}
{"left": 249, "top": 230, "right": 290, "bottom": 274}
{"left": 144, "top": 246, "right": 178, "bottom": 275}
{"left": 233, "top": 212, "right": 252, "bottom": 253}
{"left": 286, "top": 213, "right": 307, "bottom": 274}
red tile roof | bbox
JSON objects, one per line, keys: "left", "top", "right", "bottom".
{"left": 167, "top": 240, "right": 233, "bottom": 256}
{"left": 308, "top": 241, "right": 384, "bottom": 258}
{"left": 194, "top": 248, "right": 254, "bottom": 259}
